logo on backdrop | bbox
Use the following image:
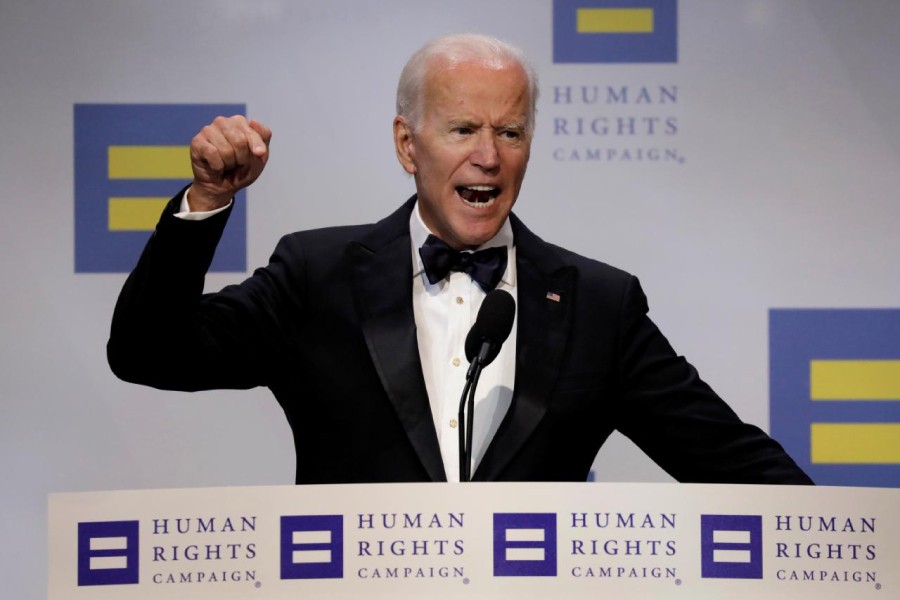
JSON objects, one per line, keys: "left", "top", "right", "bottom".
{"left": 280, "top": 515, "right": 344, "bottom": 579}
{"left": 78, "top": 520, "right": 140, "bottom": 586}
{"left": 73, "top": 103, "right": 247, "bottom": 273}
{"left": 493, "top": 513, "right": 557, "bottom": 577}
{"left": 553, "top": 0, "right": 678, "bottom": 64}
{"left": 700, "top": 515, "right": 763, "bottom": 580}
{"left": 548, "top": 1, "right": 683, "bottom": 164}
{"left": 770, "top": 309, "right": 900, "bottom": 487}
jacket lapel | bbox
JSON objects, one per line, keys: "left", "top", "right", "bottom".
{"left": 474, "top": 213, "right": 576, "bottom": 480}
{"left": 349, "top": 198, "right": 447, "bottom": 482}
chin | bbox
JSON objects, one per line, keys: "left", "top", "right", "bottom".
{"left": 455, "top": 227, "right": 500, "bottom": 249}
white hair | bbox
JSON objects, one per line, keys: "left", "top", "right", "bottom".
{"left": 396, "top": 33, "right": 539, "bottom": 136}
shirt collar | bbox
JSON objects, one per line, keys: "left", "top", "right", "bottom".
{"left": 410, "top": 200, "right": 516, "bottom": 286}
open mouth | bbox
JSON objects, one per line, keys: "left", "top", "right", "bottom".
{"left": 456, "top": 185, "right": 499, "bottom": 205}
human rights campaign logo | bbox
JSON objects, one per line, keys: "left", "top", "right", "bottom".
{"left": 77, "top": 520, "right": 140, "bottom": 586}
{"left": 493, "top": 513, "right": 557, "bottom": 577}
{"left": 553, "top": 0, "right": 678, "bottom": 63}
{"left": 700, "top": 515, "right": 762, "bottom": 580}
{"left": 280, "top": 515, "right": 343, "bottom": 579}
{"left": 770, "top": 309, "right": 900, "bottom": 487}
{"left": 74, "top": 104, "right": 247, "bottom": 273}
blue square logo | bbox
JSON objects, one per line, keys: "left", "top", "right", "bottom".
{"left": 700, "top": 515, "right": 762, "bottom": 579}
{"left": 553, "top": 0, "right": 678, "bottom": 63}
{"left": 493, "top": 513, "right": 557, "bottom": 577}
{"left": 280, "top": 515, "right": 343, "bottom": 579}
{"left": 74, "top": 103, "right": 247, "bottom": 273}
{"left": 770, "top": 309, "right": 900, "bottom": 487}
{"left": 77, "top": 520, "right": 140, "bottom": 586}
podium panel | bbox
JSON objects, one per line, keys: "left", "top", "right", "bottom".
{"left": 49, "top": 482, "right": 898, "bottom": 599}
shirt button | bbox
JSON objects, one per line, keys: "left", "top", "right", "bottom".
{"left": 452, "top": 357, "right": 461, "bottom": 367}
{"left": 455, "top": 296, "right": 464, "bottom": 305}
{"left": 449, "top": 419, "right": 458, "bottom": 428}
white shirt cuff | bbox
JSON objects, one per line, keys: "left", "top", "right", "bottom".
{"left": 174, "top": 188, "right": 233, "bottom": 220}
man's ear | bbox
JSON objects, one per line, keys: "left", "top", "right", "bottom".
{"left": 393, "top": 116, "right": 417, "bottom": 175}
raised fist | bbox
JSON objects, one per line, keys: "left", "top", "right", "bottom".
{"left": 188, "top": 115, "right": 272, "bottom": 211}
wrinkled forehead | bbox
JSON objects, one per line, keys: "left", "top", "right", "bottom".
{"left": 425, "top": 54, "right": 527, "bottom": 86}
{"left": 422, "top": 58, "right": 531, "bottom": 112}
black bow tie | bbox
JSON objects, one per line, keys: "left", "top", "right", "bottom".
{"left": 419, "top": 234, "right": 508, "bottom": 292}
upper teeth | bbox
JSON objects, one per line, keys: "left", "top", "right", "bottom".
{"left": 466, "top": 185, "right": 495, "bottom": 191}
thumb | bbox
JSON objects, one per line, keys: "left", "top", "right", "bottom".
{"left": 248, "top": 120, "right": 272, "bottom": 156}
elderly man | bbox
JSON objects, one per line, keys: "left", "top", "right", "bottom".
{"left": 109, "top": 34, "right": 811, "bottom": 485}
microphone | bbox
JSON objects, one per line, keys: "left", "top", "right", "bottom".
{"left": 458, "top": 289, "right": 516, "bottom": 482}
{"left": 464, "top": 289, "right": 516, "bottom": 370}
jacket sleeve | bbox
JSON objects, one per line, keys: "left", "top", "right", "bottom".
{"left": 613, "top": 276, "right": 813, "bottom": 485}
{"left": 107, "top": 189, "right": 304, "bottom": 392}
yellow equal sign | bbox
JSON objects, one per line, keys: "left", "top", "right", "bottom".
{"left": 108, "top": 197, "right": 170, "bottom": 231}
{"left": 810, "top": 359, "right": 900, "bottom": 464}
{"left": 576, "top": 8, "right": 654, "bottom": 34}
{"left": 108, "top": 145, "right": 192, "bottom": 179}
{"left": 107, "top": 145, "right": 191, "bottom": 231}
{"left": 811, "top": 423, "right": 900, "bottom": 464}
{"left": 811, "top": 360, "right": 900, "bottom": 400}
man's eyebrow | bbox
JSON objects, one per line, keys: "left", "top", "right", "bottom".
{"left": 446, "top": 119, "right": 526, "bottom": 131}
{"left": 447, "top": 119, "right": 478, "bottom": 128}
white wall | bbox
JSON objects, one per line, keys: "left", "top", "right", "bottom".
{"left": 2, "top": 1, "right": 898, "bottom": 597}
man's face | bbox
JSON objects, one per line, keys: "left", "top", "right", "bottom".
{"left": 394, "top": 60, "right": 532, "bottom": 250}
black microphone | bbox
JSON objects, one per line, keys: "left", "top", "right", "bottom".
{"left": 458, "top": 289, "right": 516, "bottom": 482}
{"left": 464, "top": 289, "right": 516, "bottom": 370}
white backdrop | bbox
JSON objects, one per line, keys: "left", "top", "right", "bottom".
{"left": 1, "top": 1, "right": 898, "bottom": 598}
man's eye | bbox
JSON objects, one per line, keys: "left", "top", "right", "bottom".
{"left": 500, "top": 129, "right": 522, "bottom": 143}
{"left": 453, "top": 127, "right": 473, "bottom": 135}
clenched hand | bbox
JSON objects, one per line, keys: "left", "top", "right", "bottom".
{"left": 188, "top": 115, "right": 272, "bottom": 211}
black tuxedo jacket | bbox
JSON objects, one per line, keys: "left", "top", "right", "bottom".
{"left": 109, "top": 193, "right": 812, "bottom": 485}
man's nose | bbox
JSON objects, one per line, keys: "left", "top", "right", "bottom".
{"left": 470, "top": 132, "right": 500, "bottom": 170}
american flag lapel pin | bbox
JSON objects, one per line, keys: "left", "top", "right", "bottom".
{"left": 545, "top": 291, "right": 561, "bottom": 303}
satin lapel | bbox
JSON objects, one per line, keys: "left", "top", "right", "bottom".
{"left": 473, "top": 214, "right": 576, "bottom": 481}
{"left": 349, "top": 199, "right": 446, "bottom": 482}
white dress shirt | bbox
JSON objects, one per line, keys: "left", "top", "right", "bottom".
{"left": 409, "top": 203, "right": 518, "bottom": 482}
